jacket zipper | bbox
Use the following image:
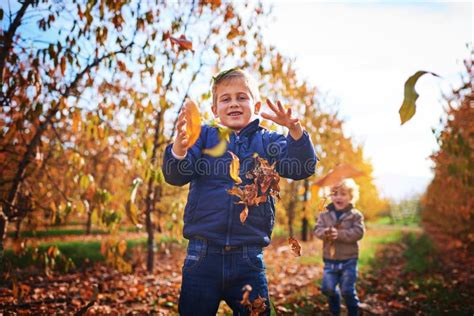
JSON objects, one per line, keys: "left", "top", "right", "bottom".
{"left": 226, "top": 134, "right": 240, "bottom": 246}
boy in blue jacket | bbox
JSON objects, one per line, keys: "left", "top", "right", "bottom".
{"left": 162, "top": 68, "right": 317, "bottom": 315}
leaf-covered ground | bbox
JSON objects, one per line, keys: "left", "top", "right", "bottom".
{"left": 1, "top": 225, "right": 473, "bottom": 315}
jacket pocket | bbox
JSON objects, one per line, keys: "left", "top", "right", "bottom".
{"left": 243, "top": 251, "right": 266, "bottom": 272}
{"left": 182, "top": 248, "right": 204, "bottom": 273}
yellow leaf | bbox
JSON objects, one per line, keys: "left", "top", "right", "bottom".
{"left": 203, "top": 139, "right": 227, "bottom": 157}
{"left": 229, "top": 151, "right": 242, "bottom": 184}
{"left": 184, "top": 99, "right": 202, "bottom": 148}
{"left": 240, "top": 206, "right": 248, "bottom": 224}
{"left": 399, "top": 71, "right": 440, "bottom": 125}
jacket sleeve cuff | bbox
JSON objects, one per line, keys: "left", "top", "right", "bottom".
{"left": 287, "top": 129, "right": 310, "bottom": 147}
{"left": 171, "top": 147, "right": 187, "bottom": 160}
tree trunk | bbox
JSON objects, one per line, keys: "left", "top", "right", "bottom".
{"left": 14, "top": 217, "right": 23, "bottom": 240}
{"left": 86, "top": 211, "right": 93, "bottom": 235}
{"left": 146, "top": 201, "right": 154, "bottom": 272}
{"left": 301, "top": 217, "right": 309, "bottom": 242}
{"left": 301, "top": 179, "right": 310, "bottom": 241}
{"left": 288, "top": 199, "right": 295, "bottom": 238}
{"left": 0, "top": 212, "right": 8, "bottom": 256}
{"left": 145, "top": 111, "right": 163, "bottom": 273}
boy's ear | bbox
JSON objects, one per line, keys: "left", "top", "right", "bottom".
{"left": 254, "top": 101, "right": 261, "bottom": 114}
{"left": 211, "top": 104, "right": 218, "bottom": 117}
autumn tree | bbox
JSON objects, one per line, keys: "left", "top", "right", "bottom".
{"left": 0, "top": 0, "right": 271, "bottom": 273}
{"left": 423, "top": 50, "right": 474, "bottom": 243}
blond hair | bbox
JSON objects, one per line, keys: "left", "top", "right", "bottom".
{"left": 330, "top": 178, "right": 359, "bottom": 204}
{"left": 211, "top": 68, "right": 260, "bottom": 107}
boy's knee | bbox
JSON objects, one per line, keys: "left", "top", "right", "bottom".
{"left": 321, "top": 288, "right": 338, "bottom": 297}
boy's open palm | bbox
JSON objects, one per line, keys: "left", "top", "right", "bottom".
{"left": 261, "top": 99, "right": 299, "bottom": 129}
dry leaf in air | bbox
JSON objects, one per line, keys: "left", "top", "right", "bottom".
{"left": 288, "top": 237, "right": 302, "bottom": 256}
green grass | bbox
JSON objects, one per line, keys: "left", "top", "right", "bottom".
{"left": 402, "top": 233, "right": 437, "bottom": 273}
{"left": 369, "top": 216, "right": 420, "bottom": 228}
{"left": 7, "top": 228, "right": 109, "bottom": 238}
{"left": 2, "top": 235, "right": 183, "bottom": 269}
{"left": 7, "top": 226, "right": 144, "bottom": 238}
{"left": 358, "top": 231, "right": 403, "bottom": 269}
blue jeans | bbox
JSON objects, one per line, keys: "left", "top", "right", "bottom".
{"left": 178, "top": 239, "right": 270, "bottom": 316}
{"left": 321, "top": 258, "right": 359, "bottom": 316}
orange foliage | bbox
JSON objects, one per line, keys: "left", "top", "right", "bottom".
{"left": 423, "top": 85, "right": 474, "bottom": 242}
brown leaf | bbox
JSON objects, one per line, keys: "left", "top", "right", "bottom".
{"left": 251, "top": 295, "right": 267, "bottom": 315}
{"left": 314, "top": 164, "right": 364, "bottom": 188}
{"left": 288, "top": 237, "right": 302, "bottom": 257}
{"left": 169, "top": 34, "right": 194, "bottom": 52}
{"left": 240, "top": 206, "right": 248, "bottom": 224}
{"left": 229, "top": 151, "right": 242, "bottom": 184}
{"left": 227, "top": 186, "right": 244, "bottom": 200}
{"left": 184, "top": 99, "right": 201, "bottom": 149}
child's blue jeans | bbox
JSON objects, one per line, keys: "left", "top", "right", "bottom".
{"left": 321, "top": 258, "right": 360, "bottom": 316}
{"left": 178, "top": 238, "right": 270, "bottom": 316}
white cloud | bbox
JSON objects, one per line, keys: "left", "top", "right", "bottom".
{"left": 264, "top": 1, "right": 472, "bottom": 198}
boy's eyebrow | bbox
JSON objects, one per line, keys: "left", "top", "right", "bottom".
{"left": 218, "top": 91, "right": 250, "bottom": 98}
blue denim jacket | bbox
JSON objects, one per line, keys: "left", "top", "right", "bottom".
{"left": 162, "top": 119, "right": 317, "bottom": 247}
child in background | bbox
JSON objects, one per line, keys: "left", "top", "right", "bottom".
{"left": 163, "top": 68, "right": 317, "bottom": 315}
{"left": 314, "top": 178, "right": 365, "bottom": 316}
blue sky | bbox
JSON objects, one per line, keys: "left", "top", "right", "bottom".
{"left": 263, "top": 0, "right": 472, "bottom": 200}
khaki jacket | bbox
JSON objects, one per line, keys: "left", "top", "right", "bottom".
{"left": 314, "top": 205, "right": 365, "bottom": 260}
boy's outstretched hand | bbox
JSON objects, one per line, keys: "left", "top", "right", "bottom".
{"left": 173, "top": 108, "right": 189, "bottom": 157}
{"left": 261, "top": 99, "right": 303, "bottom": 140}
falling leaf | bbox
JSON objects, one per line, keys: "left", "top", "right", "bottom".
{"left": 184, "top": 99, "right": 202, "bottom": 149}
{"left": 203, "top": 139, "right": 227, "bottom": 157}
{"left": 318, "top": 197, "right": 327, "bottom": 212}
{"left": 314, "top": 164, "right": 364, "bottom": 188}
{"left": 169, "top": 34, "right": 193, "bottom": 52}
{"left": 240, "top": 206, "right": 248, "bottom": 224}
{"left": 288, "top": 237, "right": 302, "bottom": 256}
{"left": 125, "top": 178, "right": 142, "bottom": 226}
{"left": 229, "top": 151, "right": 242, "bottom": 184}
{"left": 241, "top": 284, "right": 252, "bottom": 306}
{"left": 399, "top": 71, "right": 440, "bottom": 125}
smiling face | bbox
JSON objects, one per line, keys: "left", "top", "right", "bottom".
{"left": 212, "top": 77, "right": 261, "bottom": 132}
{"left": 330, "top": 187, "right": 352, "bottom": 211}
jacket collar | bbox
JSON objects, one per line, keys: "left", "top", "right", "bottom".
{"left": 234, "top": 118, "right": 261, "bottom": 138}
{"left": 327, "top": 202, "right": 354, "bottom": 222}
